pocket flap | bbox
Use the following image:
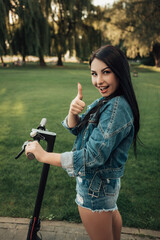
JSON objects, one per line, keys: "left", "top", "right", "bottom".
{"left": 88, "top": 173, "right": 102, "bottom": 197}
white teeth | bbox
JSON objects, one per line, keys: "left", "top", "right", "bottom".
{"left": 100, "top": 86, "right": 109, "bottom": 90}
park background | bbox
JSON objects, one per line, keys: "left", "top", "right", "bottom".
{"left": 0, "top": 0, "right": 160, "bottom": 231}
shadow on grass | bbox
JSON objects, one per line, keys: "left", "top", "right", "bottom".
{"left": 1, "top": 61, "right": 159, "bottom": 73}
{"left": 130, "top": 64, "right": 160, "bottom": 73}
{"left": 0, "top": 62, "right": 89, "bottom": 71}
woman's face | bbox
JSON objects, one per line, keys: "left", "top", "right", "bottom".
{"left": 91, "top": 58, "right": 119, "bottom": 97}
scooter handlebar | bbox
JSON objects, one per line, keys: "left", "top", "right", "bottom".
{"left": 15, "top": 141, "right": 35, "bottom": 160}
{"left": 15, "top": 118, "right": 56, "bottom": 160}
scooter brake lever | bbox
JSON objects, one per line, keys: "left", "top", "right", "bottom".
{"left": 15, "top": 141, "right": 35, "bottom": 160}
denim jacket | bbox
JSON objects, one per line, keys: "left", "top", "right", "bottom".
{"left": 61, "top": 96, "right": 134, "bottom": 182}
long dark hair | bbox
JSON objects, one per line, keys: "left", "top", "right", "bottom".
{"left": 89, "top": 45, "right": 140, "bottom": 155}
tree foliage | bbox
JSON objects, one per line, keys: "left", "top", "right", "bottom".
{"left": 1, "top": 0, "right": 160, "bottom": 67}
{"left": 105, "top": 0, "right": 160, "bottom": 66}
{"left": 0, "top": 0, "right": 11, "bottom": 58}
{"left": 0, "top": 0, "right": 102, "bottom": 66}
{"left": 10, "top": 0, "right": 50, "bottom": 65}
{"left": 50, "top": 0, "right": 102, "bottom": 65}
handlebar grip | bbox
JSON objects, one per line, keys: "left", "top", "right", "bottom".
{"left": 27, "top": 152, "right": 35, "bottom": 160}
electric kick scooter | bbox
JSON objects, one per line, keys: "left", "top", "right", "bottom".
{"left": 15, "top": 118, "right": 56, "bottom": 240}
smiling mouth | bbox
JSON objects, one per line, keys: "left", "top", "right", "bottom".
{"left": 99, "top": 86, "right": 109, "bottom": 93}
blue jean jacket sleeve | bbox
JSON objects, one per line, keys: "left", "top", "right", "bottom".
{"left": 62, "top": 114, "right": 86, "bottom": 136}
{"left": 61, "top": 116, "right": 80, "bottom": 136}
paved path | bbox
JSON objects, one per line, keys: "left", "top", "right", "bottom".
{"left": 0, "top": 217, "right": 160, "bottom": 240}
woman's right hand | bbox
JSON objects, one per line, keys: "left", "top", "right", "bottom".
{"left": 68, "top": 83, "right": 85, "bottom": 128}
{"left": 69, "top": 82, "right": 85, "bottom": 115}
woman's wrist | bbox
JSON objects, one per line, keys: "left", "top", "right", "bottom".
{"left": 38, "top": 150, "right": 48, "bottom": 163}
{"left": 41, "top": 152, "right": 62, "bottom": 167}
{"left": 68, "top": 112, "right": 79, "bottom": 128}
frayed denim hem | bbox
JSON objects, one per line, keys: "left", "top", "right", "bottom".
{"left": 75, "top": 200, "right": 118, "bottom": 213}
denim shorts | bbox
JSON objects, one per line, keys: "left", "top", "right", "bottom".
{"left": 75, "top": 175, "right": 121, "bottom": 212}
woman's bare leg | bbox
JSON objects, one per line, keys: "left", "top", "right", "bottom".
{"left": 78, "top": 205, "right": 113, "bottom": 240}
{"left": 112, "top": 210, "right": 122, "bottom": 240}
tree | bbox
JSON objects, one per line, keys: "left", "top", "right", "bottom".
{"left": 105, "top": 0, "right": 160, "bottom": 66}
{"left": 49, "top": 0, "right": 72, "bottom": 65}
{"left": 10, "top": 0, "right": 51, "bottom": 65}
{"left": 0, "top": 0, "right": 106, "bottom": 66}
{"left": 74, "top": 5, "right": 104, "bottom": 61}
{"left": 0, "top": 0, "right": 11, "bottom": 64}
{"left": 50, "top": 0, "right": 102, "bottom": 65}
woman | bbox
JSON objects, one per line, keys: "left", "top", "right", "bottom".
{"left": 26, "top": 45, "right": 140, "bottom": 240}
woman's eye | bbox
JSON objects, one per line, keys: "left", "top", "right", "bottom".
{"left": 103, "top": 70, "right": 110, "bottom": 74}
{"left": 91, "top": 72, "right": 97, "bottom": 76}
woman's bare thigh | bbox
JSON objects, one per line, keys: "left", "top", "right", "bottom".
{"left": 78, "top": 205, "right": 113, "bottom": 240}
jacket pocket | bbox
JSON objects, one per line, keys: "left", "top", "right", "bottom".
{"left": 88, "top": 172, "right": 102, "bottom": 198}
{"left": 102, "top": 178, "right": 120, "bottom": 196}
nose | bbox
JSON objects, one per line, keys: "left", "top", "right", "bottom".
{"left": 97, "top": 74, "right": 104, "bottom": 85}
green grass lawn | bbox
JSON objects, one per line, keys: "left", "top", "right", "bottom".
{"left": 0, "top": 63, "right": 159, "bottom": 230}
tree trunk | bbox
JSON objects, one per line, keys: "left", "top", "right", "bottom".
{"left": 0, "top": 56, "right": 4, "bottom": 64}
{"left": 152, "top": 43, "right": 160, "bottom": 67}
{"left": 155, "top": 58, "right": 160, "bottom": 67}
{"left": 57, "top": 54, "right": 63, "bottom": 66}
{"left": 39, "top": 50, "right": 46, "bottom": 66}
{"left": 22, "top": 55, "right": 26, "bottom": 63}
{"left": 0, "top": 56, "right": 6, "bottom": 67}
{"left": 39, "top": 55, "right": 46, "bottom": 66}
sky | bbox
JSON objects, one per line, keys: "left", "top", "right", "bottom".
{"left": 93, "top": 0, "right": 116, "bottom": 7}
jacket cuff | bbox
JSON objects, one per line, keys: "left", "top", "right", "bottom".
{"left": 61, "top": 152, "right": 74, "bottom": 177}
{"left": 73, "top": 149, "right": 85, "bottom": 176}
{"left": 61, "top": 116, "right": 80, "bottom": 136}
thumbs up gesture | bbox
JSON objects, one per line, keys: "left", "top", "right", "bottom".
{"left": 77, "top": 82, "right": 83, "bottom": 100}
{"left": 69, "top": 82, "right": 85, "bottom": 116}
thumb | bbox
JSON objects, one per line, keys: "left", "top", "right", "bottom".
{"left": 77, "top": 82, "right": 83, "bottom": 100}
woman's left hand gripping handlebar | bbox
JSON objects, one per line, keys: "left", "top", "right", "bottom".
{"left": 25, "top": 141, "right": 46, "bottom": 162}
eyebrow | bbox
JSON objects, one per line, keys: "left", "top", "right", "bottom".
{"left": 91, "top": 67, "right": 110, "bottom": 72}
